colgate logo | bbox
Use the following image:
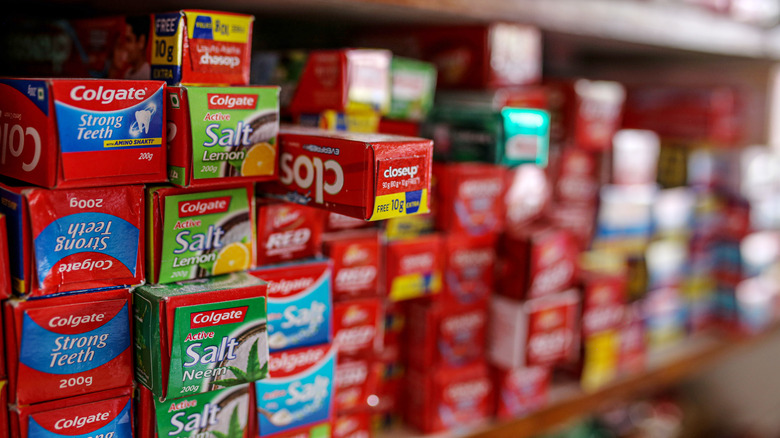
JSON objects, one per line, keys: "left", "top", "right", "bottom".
{"left": 54, "top": 411, "right": 111, "bottom": 430}
{"left": 69, "top": 85, "right": 147, "bottom": 104}
{"left": 207, "top": 93, "right": 257, "bottom": 110}
{"left": 49, "top": 313, "right": 106, "bottom": 329}
{"left": 383, "top": 165, "right": 419, "bottom": 178}
{"left": 270, "top": 348, "right": 325, "bottom": 373}
{"left": 401, "top": 253, "right": 434, "bottom": 272}
{"left": 453, "top": 249, "right": 493, "bottom": 268}
{"left": 442, "top": 312, "right": 484, "bottom": 334}
{"left": 445, "top": 380, "right": 490, "bottom": 402}
{"left": 190, "top": 306, "right": 247, "bottom": 328}
{"left": 267, "top": 277, "right": 315, "bottom": 296}
{"left": 178, "top": 196, "right": 231, "bottom": 217}
{"left": 459, "top": 179, "right": 502, "bottom": 199}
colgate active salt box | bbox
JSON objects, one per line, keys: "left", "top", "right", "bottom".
{"left": 441, "top": 234, "right": 497, "bottom": 308}
{"left": 433, "top": 163, "right": 507, "bottom": 237}
{"left": 333, "top": 298, "right": 382, "bottom": 358}
{"left": 406, "top": 301, "right": 487, "bottom": 370}
{"left": 249, "top": 259, "right": 333, "bottom": 353}
{"left": 151, "top": 10, "right": 254, "bottom": 85}
{"left": 133, "top": 273, "right": 269, "bottom": 400}
{"left": 259, "top": 126, "right": 433, "bottom": 221}
{"left": 4, "top": 288, "right": 133, "bottom": 405}
{"left": 146, "top": 183, "right": 256, "bottom": 284}
{"left": 335, "top": 356, "right": 380, "bottom": 414}
{"left": 383, "top": 233, "right": 443, "bottom": 301}
{"left": 10, "top": 386, "right": 133, "bottom": 438}
{"left": 167, "top": 85, "right": 280, "bottom": 186}
{"left": 492, "top": 366, "right": 550, "bottom": 420}
{"left": 333, "top": 412, "right": 372, "bottom": 438}
{"left": 257, "top": 200, "right": 326, "bottom": 266}
{"left": 0, "top": 183, "right": 145, "bottom": 297}
{"left": 255, "top": 343, "right": 337, "bottom": 437}
{"left": 322, "top": 230, "right": 381, "bottom": 301}
{"left": 0, "top": 78, "right": 166, "bottom": 188}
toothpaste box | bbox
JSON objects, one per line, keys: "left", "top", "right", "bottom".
{"left": 0, "top": 78, "right": 167, "bottom": 188}
{"left": 255, "top": 343, "right": 337, "bottom": 437}
{"left": 151, "top": 10, "right": 254, "bottom": 85}
{"left": 550, "top": 148, "right": 601, "bottom": 206}
{"left": 619, "top": 303, "right": 646, "bottom": 374}
{"left": 387, "top": 57, "right": 437, "bottom": 121}
{"left": 384, "top": 233, "right": 443, "bottom": 301}
{"left": 504, "top": 164, "right": 551, "bottom": 235}
{"left": 0, "top": 214, "right": 11, "bottom": 299}
{"left": 492, "top": 366, "right": 549, "bottom": 420}
{"left": 333, "top": 412, "right": 371, "bottom": 438}
{"left": 325, "top": 213, "right": 375, "bottom": 233}
{"left": 333, "top": 298, "right": 382, "bottom": 358}
{"left": 249, "top": 259, "right": 333, "bottom": 352}
{"left": 441, "top": 234, "right": 497, "bottom": 309}
{"left": 10, "top": 386, "right": 133, "bottom": 438}
{"left": 257, "top": 200, "right": 326, "bottom": 266}
{"left": 146, "top": 183, "right": 256, "bottom": 284}
{"left": 296, "top": 109, "right": 381, "bottom": 133}
{"left": 433, "top": 163, "right": 507, "bottom": 237}
{"left": 259, "top": 126, "right": 433, "bottom": 221}
{"left": 581, "top": 275, "right": 626, "bottom": 339}
{"left": 4, "top": 288, "right": 133, "bottom": 405}
{"left": 0, "top": 183, "right": 145, "bottom": 297}
{"left": 166, "top": 85, "right": 280, "bottom": 186}
{"left": 322, "top": 230, "right": 381, "bottom": 301}
{"left": 335, "top": 357, "right": 380, "bottom": 414}
{"left": 133, "top": 273, "right": 269, "bottom": 400}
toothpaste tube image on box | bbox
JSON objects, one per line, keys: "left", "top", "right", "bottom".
{"left": 257, "top": 200, "right": 326, "bottom": 266}
{"left": 333, "top": 298, "right": 382, "bottom": 358}
{"left": 433, "top": 162, "right": 507, "bottom": 237}
{"left": 259, "top": 126, "right": 433, "bottom": 221}
{"left": 249, "top": 259, "right": 332, "bottom": 352}
{"left": 323, "top": 229, "right": 380, "bottom": 301}
{"left": 0, "top": 183, "right": 145, "bottom": 297}
{"left": 0, "top": 78, "right": 167, "bottom": 188}
{"left": 255, "top": 343, "right": 337, "bottom": 437}
{"left": 167, "top": 85, "right": 280, "bottom": 186}
{"left": 133, "top": 273, "right": 269, "bottom": 400}
{"left": 147, "top": 183, "right": 255, "bottom": 284}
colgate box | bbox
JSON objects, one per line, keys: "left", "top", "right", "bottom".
{"left": 335, "top": 357, "right": 380, "bottom": 414}
{"left": 0, "top": 183, "right": 144, "bottom": 297}
{"left": 257, "top": 200, "right": 326, "bottom": 266}
{"left": 259, "top": 126, "right": 433, "bottom": 221}
{"left": 249, "top": 259, "right": 333, "bottom": 353}
{"left": 492, "top": 366, "right": 550, "bottom": 420}
{"left": 384, "top": 233, "right": 443, "bottom": 302}
{"left": 333, "top": 412, "right": 371, "bottom": 438}
{"left": 441, "top": 234, "right": 497, "bottom": 308}
{"left": 333, "top": 298, "right": 382, "bottom": 358}
{"left": 167, "top": 85, "right": 280, "bottom": 186}
{"left": 151, "top": 10, "right": 254, "bottom": 85}
{"left": 0, "top": 78, "right": 166, "bottom": 188}
{"left": 434, "top": 162, "right": 506, "bottom": 237}
{"left": 133, "top": 273, "right": 269, "bottom": 400}
{"left": 255, "top": 343, "right": 337, "bottom": 438}
{"left": 322, "top": 229, "right": 380, "bottom": 301}
{"left": 489, "top": 291, "right": 580, "bottom": 368}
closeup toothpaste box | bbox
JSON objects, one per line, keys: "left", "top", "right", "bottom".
{"left": 151, "top": 10, "right": 254, "bottom": 85}
{"left": 333, "top": 412, "right": 372, "bottom": 438}
{"left": 492, "top": 366, "right": 549, "bottom": 420}
{"left": 4, "top": 288, "right": 132, "bottom": 405}
{"left": 257, "top": 200, "right": 326, "bottom": 266}
{"left": 335, "top": 357, "right": 380, "bottom": 414}
{"left": 0, "top": 183, "right": 145, "bottom": 297}
{"left": 433, "top": 162, "right": 507, "bottom": 237}
{"left": 322, "top": 230, "right": 381, "bottom": 301}
{"left": 133, "top": 273, "right": 269, "bottom": 400}
{"left": 146, "top": 183, "right": 256, "bottom": 284}
{"left": 0, "top": 78, "right": 166, "bottom": 188}
{"left": 249, "top": 259, "right": 333, "bottom": 352}
{"left": 166, "top": 85, "right": 280, "bottom": 186}
{"left": 387, "top": 57, "right": 437, "bottom": 121}
{"left": 260, "top": 126, "right": 433, "bottom": 221}
{"left": 441, "top": 234, "right": 497, "bottom": 308}
{"left": 333, "top": 298, "right": 382, "bottom": 358}
{"left": 384, "top": 233, "right": 443, "bottom": 301}
{"left": 255, "top": 343, "right": 337, "bottom": 437}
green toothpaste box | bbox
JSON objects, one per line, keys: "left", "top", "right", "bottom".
{"left": 387, "top": 57, "right": 437, "bottom": 121}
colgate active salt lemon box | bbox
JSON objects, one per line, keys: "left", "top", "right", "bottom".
{"left": 248, "top": 259, "right": 333, "bottom": 353}
{"left": 147, "top": 183, "right": 255, "bottom": 284}
{"left": 433, "top": 163, "right": 507, "bottom": 236}
{"left": 335, "top": 357, "right": 380, "bottom": 414}
{"left": 133, "top": 273, "right": 269, "bottom": 400}
{"left": 406, "top": 301, "right": 487, "bottom": 370}
{"left": 0, "top": 183, "right": 145, "bottom": 297}
{"left": 0, "top": 78, "right": 166, "bottom": 188}
{"left": 333, "top": 298, "right": 382, "bottom": 359}
{"left": 166, "top": 85, "right": 280, "bottom": 186}
{"left": 257, "top": 200, "right": 326, "bottom": 266}
{"left": 151, "top": 10, "right": 254, "bottom": 86}
{"left": 323, "top": 230, "right": 381, "bottom": 302}
{"left": 441, "top": 234, "right": 497, "bottom": 309}
{"left": 255, "top": 343, "right": 337, "bottom": 437}
{"left": 259, "top": 126, "right": 433, "bottom": 221}
{"left": 383, "top": 233, "right": 443, "bottom": 302}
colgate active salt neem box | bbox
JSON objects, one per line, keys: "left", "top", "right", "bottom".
{"left": 167, "top": 85, "right": 280, "bottom": 186}
{"left": 384, "top": 233, "right": 443, "bottom": 301}
{"left": 433, "top": 162, "right": 507, "bottom": 237}
{"left": 257, "top": 200, "right": 326, "bottom": 266}
{"left": 151, "top": 10, "right": 254, "bottom": 86}
{"left": 146, "top": 183, "right": 255, "bottom": 284}
{"left": 333, "top": 298, "right": 382, "bottom": 358}
{"left": 133, "top": 273, "right": 269, "bottom": 400}
{"left": 492, "top": 365, "right": 549, "bottom": 420}
{"left": 335, "top": 356, "right": 380, "bottom": 414}
{"left": 249, "top": 259, "right": 333, "bottom": 353}
{"left": 259, "top": 126, "right": 433, "bottom": 221}
{"left": 441, "top": 234, "right": 497, "bottom": 308}
{"left": 322, "top": 230, "right": 381, "bottom": 301}
{"left": 0, "top": 78, "right": 166, "bottom": 188}
{"left": 0, "top": 183, "right": 145, "bottom": 297}
{"left": 255, "top": 343, "right": 337, "bottom": 437}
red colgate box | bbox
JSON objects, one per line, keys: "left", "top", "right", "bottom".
{"left": 504, "top": 164, "right": 551, "bottom": 236}
{"left": 492, "top": 366, "right": 549, "bottom": 420}
{"left": 0, "top": 78, "right": 166, "bottom": 188}
{"left": 441, "top": 234, "right": 497, "bottom": 309}
{"left": 323, "top": 230, "right": 381, "bottom": 302}
{"left": 497, "top": 226, "right": 579, "bottom": 300}
{"left": 404, "top": 362, "right": 493, "bottom": 434}
{"left": 383, "top": 233, "right": 443, "bottom": 301}
{"left": 10, "top": 386, "right": 133, "bottom": 438}
{"left": 336, "top": 357, "right": 380, "bottom": 414}
{"left": 0, "top": 214, "right": 11, "bottom": 299}
{"left": 259, "top": 126, "right": 433, "bottom": 221}
{"left": 333, "top": 299, "right": 382, "bottom": 359}
{"left": 434, "top": 163, "right": 507, "bottom": 237}
{"left": 0, "top": 183, "right": 145, "bottom": 297}
{"left": 333, "top": 412, "right": 372, "bottom": 438}
{"left": 489, "top": 291, "right": 580, "bottom": 368}
{"left": 550, "top": 148, "right": 601, "bottom": 206}
{"left": 581, "top": 274, "right": 627, "bottom": 339}
{"left": 257, "top": 200, "right": 326, "bottom": 266}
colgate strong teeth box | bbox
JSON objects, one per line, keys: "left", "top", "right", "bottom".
{"left": 133, "top": 273, "right": 269, "bottom": 400}
{"left": 167, "top": 85, "right": 280, "bottom": 186}
{"left": 433, "top": 163, "right": 506, "bottom": 237}
{"left": 406, "top": 301, "right": 487, "bottom": 370}
{"left": 384, "top": 233, "right": 443, "bottom": 301}
{"left": 259, "top": 126, "right": 433, "bottom": 221}
{"left": 333, "top": 298, "right": 382, "bottom": 358}
{"left": 323, "top": 230, "right": 381, "bottom": 301}
{"left": 249, "top": 259, "right": 333, "bottom": 352}
{"left": 441, "top": 234, "right": 497, "bottom": 308}
{"left": 335, "top": 357, "right": 380, "bottom": 414}
{"left": 492, "top": 366, "right": 549, "bottom": 420}
{"left": 0, "top": 183, "right": 145, "bottom": 297}
{"left": 0, "top": 78, "right": 166, "bottom": 188}
{"left": 257, "top": 200, "right": 326, "bottom": 266}
{"left": 255, "top": 343, "right": 337, "bottom": 437}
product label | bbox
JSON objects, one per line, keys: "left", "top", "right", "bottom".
{"left": 333, "top": 300, "right": 380, "bottom": 357}
{"left": 27, "top": 394, "right": 132, "bottom": 438}
{"left": 325, "top": 233, "right": 379, "bottom": 301}
{"left": 502, "top": 108, "right": 550, "bottom": 167}
{"left": 258, "top": 202, "right": 324, "bottom": 265}
{"left": 152, "top": 12, "right": 185, "bottom": 83}
{"left": 154, "top": 383, "right": 250, "bottom": 438}
{"left": 372, "top": 156, "right": 429, "bottom": 220}
{"left": 526, "top": 297, "right": 578, "bottom": 366}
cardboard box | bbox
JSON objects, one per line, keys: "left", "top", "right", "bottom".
{"left": 581, "top": 274, "right": 626, "bottom": 339}
{"left": 166, "top": 85, "right": 280, "bottom": 186}
{"left": 0, "top": 78, "right": 167, "bottom": 188}
{"left": 133, "top": 273, "right": 269, "bottom": 400}
{"left": 322, "top": 230, "right": 381, "bottom": 302}
{"left": 333, "top": 298, "right": 382, "bottom": 359}
{"left": 441, "top": 234, "right": 497, "bottom": 309}
{"left": 335, "top": 357, "right": 380, "bottom": 414}
{"left": 384, "top": 233, "right": 443, "bottom": 301}
{"left": 260, "top": 126, "right": 433, "bottom": 221}
{"left": 492, "top": 366, "right": 549, "bottom": 420}
{"left": 387, "top": 57, "right": 437, "bottom": 121}
{"left": 433, "top": 163, "right": 507, "bottom": 237}
{"left": 257, "top": 200, "right": 326, "bottom": 266}
{"left": 0, "top": 183, "right": 145, "bottom": 297}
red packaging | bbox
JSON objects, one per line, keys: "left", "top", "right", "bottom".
{"left": 336, "top": 357, "right": 380, "bottom": 414}
{"left": 492, "top": 366, "right": 550, "bottom": 420}
{"left": 406, "top": 301, "right": 487, "bottom": 370}
{"left": 547, "top": 203, "right": 597, "bottom": 251}
{"left": 504, "top": 164, "right": 551, "bottom": 236}
{"left": 434, "top": 163, "right": 507, "bottom": 237}
{"left": 379, "top": 302, "right": 405, "bottom": 365}
{"left": 333, "top": 412, "right": 372, "bottom": 438}
{"left": 323, "top": 230, "right": 381, "bottom": 301}
{"left": 0, "top": 380, "right": 6, "bottom": 437}
{"left": 551, "top": 148, "right": 601, "bottom": 206}
{"left": 441, "top": 234, "right": 497, "bottom": 309}
{"left": 0, "top": 214, "right": 11, "bottom": 300}
{"left": 619, "top": 302, "right": 647, "bottom": 374}
{"left": 581, "top": 275, "right": 627, "bottom": 339}
{"left": 383, "top": 233, "right": 443, "bottom": 301}
{"left": 333, "top": 298, "right": 382, "bottom": 359}
{"left": 257, "top": 200, "right": 326, "bottom": 266}
{"left": 378, "top": 119, "right": 420, "bottom": 137}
